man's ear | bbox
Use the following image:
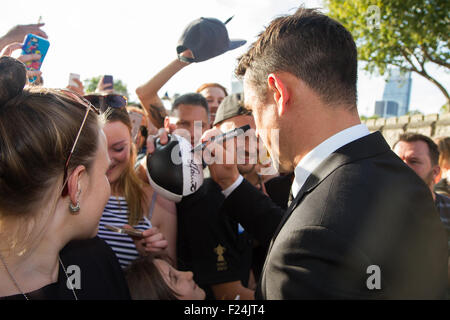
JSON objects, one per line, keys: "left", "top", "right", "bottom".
{"left": 163, "top": 116, "right": 170, "bottom": 130}
{"left": 435, "top": 169, "right": 442, "bottom": 184}
{"left": 432, "top": 165, "right": 441, "bottom": 184}
{"left": 164, "top": 116, "right": 176, "bottom": 133}
{"left": 267, "top": 73, "right": 290, "bottom": 116}
{"left": 67, "top": 165, "right": 86, "bottom": 206}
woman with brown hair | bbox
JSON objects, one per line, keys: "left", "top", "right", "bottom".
{"left": 97, "top": 106, "right": 177, "bottom": 268}
{"left": 196, "top": 82, "right": 228, "bottom": 123}
{"left": 125, "top": 254, "right": 205, "bottom": 300}
{"left": 0, "top": 56, "right": 130, "bottom": 299}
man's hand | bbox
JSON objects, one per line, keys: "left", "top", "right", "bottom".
{"left": 200, "top": 128, "right": 240, "bottom": 190}
{"left": 146, "top": 128, "right": 169, "bottom": 154}
{"left": 178, "top": 48, "right": 195, "bottom": 64}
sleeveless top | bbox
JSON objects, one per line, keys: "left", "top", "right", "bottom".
{"left": 98, "top": 192, "right": 157, "bottom": 268}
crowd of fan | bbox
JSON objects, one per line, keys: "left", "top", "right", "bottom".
{"left": 0, "top": 7, "right": 449, "bottom": 300}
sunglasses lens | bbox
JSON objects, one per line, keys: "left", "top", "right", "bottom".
{"left": 106, "top": 95, "right": 127, "bottom": 109}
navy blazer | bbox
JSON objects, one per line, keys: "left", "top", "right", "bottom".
{"left": 222, "top": 132, "right": 448, "bottom": 299}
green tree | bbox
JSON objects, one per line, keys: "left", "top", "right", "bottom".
{"left": 83, "top": 76, "right": 129, "bottom": 98}
{"left": 360, "top": 115, "right": 380, "bottom": 121}
{"left": 324, "top": 0, "right": 449, "bottom": 108}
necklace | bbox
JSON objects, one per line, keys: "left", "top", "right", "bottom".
{"left": 0, "top": 252, "right": 78, "bottom": 300}
{"left": 59, "top": 256, "right": 79, "bottom": 300}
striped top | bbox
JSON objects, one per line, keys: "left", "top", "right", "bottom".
{"left": 98, "top": 194, "right": 156, "bottom": 268}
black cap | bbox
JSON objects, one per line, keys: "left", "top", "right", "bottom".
{"left": 177, "top": 17, "right": 246, "bottom": 63}
{"left": 213, "top": 93, "right": 250, "bottom": 126}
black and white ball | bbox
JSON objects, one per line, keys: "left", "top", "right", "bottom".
{"left": 146, "top": 134, "right": 204, "bottom": 202}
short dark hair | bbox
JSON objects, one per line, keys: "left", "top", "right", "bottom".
{"left": 235, "top": 7, "right": 358, "bottom": 108}
{"left": 172, "top": 92, "right": 209, "bottom": 117}
{"left": 394, "top": 133, "right": 440, "bottom": 166}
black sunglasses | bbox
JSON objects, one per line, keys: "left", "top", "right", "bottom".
{"left": 83, "top": 94, "right": 127, "bottom": 112}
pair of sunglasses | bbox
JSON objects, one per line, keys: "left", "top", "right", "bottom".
{"left": 58, "top": 89, "right": 100, "bottom": 197}
{"left": 83, "top": 94, "right": 127, "bottom": 112}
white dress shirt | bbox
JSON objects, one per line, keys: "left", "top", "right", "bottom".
{"left": 223, "top": 124, "right": 370, "bottom": 199}
{"left": 291, "top": 123, "right": 370, "bottom": 198}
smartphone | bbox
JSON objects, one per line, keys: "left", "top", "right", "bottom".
{"left": 105, "top": 224, "right": 144, "bottom": 238}
{"left": 22, "top": 34, "right": 50, "bottom": 71}
{"left": 103, "top": 75, "right": 114, "bottom": 90}
{"left": 129, "top": 111, "right": 144, "bottom": 143}
{"left": 69, "top": 73, "right": 80, "bottom": 87}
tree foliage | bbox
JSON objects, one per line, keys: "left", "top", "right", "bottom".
{"left": 324, "top": 0, "right": 449, "bottom": 107}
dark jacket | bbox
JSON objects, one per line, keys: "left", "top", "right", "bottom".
{"left": 222, "top": 132, "right": 448, "bottom": 299}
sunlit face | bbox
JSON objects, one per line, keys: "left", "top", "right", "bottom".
{"left": 103, "top": 121, "right": 131, "bottom": 185}
{"left": 154, "top": 259, "right": 205, "bottom": 300}
{"left": 218, "top": 115, "right": 257, "bottom": 174}
{"left": 81, "top": 131, "right": 111, "bottom": 237}
{"left": 243, "top": 74, "right": 283, "bottom": 172}
{"left": 393, "top": 140, "right": 439, "bottom": 187}
{"left": 170, "top": 104, "right": 209, "bottom": 146}
{"left": 199, "top": 86, "right": 226, "bottom": 123}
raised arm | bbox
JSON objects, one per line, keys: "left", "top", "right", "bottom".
{"left": 0, "top": 23, "right": 47, "bottom": 52}
{"left": 135, "top": 50, "right": 194, "bottom": 112}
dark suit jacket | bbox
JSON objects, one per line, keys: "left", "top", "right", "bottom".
{"left": 222, "top": 132, "right": 448, "bottom": 299}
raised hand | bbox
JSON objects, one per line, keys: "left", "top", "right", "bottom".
{"left": 2, "top": 23, "right": 48, "bottom": 44}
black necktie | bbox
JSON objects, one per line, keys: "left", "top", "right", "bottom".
{"left": 287, "top": 188, "right": 294, "bottom": 207}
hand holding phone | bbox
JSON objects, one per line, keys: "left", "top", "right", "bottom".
{"left": 97, "top": 75, "right": 114, "bottom": 93}
{"left": 21, "top": 33, "right": 50, "bottom": 83}
{"left": 69, "top": 73, "right": 80, "bottom": 87}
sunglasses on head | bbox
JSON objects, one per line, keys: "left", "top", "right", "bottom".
{"left": 57, "top": 89, "right": 102, "bottom": 197}
{"left": 83, "top": 94, "right": 127, "bottom": 112}
{"left": 57, "top": 91, "right": 127, "bottom": 197}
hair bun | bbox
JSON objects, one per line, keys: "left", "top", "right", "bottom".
{"left": 0, "top": 56, "right": 27, "bottom": 106}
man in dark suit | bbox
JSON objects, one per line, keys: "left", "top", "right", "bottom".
{"left": 200, "top": 7, "right": 448, "bottom": 299}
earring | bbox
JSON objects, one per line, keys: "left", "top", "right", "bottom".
{"left": 69, "top": 200, "right": 80, "bottom": 214}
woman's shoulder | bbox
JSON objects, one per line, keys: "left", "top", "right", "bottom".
{"left": 62, "top": 236, "right": 112, "bottom": 256}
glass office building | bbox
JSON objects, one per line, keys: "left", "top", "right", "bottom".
{"left": 374, "top": 69, "right": 412, "bottom": 117}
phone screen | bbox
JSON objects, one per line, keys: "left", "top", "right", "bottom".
{"left": 69, "top": 73, "right": 80, "bottom": 87}
{"left": 105, "top": 224, "right": 143, "bottom": 238}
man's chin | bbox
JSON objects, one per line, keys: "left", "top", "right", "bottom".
{"left": 238, "top": 164, "right": 256, "bottom": 175}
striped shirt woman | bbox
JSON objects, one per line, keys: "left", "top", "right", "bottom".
{"left": 98, "top": 193, "right": 157, "bottom": 268}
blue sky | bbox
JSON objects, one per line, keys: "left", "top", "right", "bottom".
{"left": 1, "top": 0, "right": 448, "bottom": 116}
